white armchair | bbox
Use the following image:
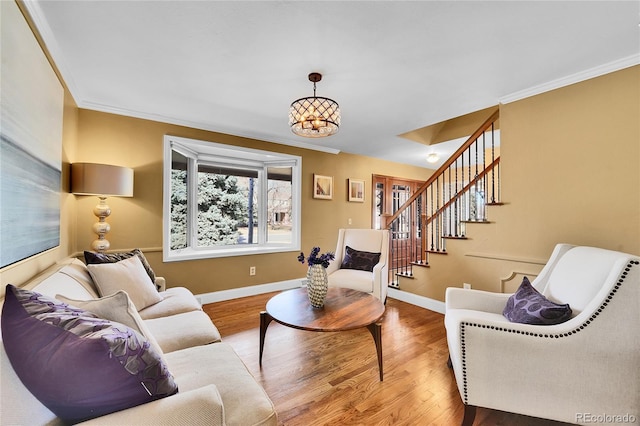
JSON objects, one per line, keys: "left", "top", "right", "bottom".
{"left": 326, "top": 228, "right": 389, "bottom": 302}
{"left": 445, "top": 243, "right": 640, "bottom": 425}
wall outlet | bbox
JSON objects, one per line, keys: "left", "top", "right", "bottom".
{"left": 348, "top": 218, "right": 352, "bottom": 225}
{"left": 463, "top": 283, "right": 472, "bottom": 289}
{"left": 249, "top": 266, "right": 256, "bottom": 276}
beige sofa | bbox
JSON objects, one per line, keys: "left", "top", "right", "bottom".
{"left": 0, "top": 257, "right": 277, "bottom": 426}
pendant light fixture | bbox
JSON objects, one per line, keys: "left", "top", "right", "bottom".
{"left": 289, "top": 72, "right": 340, "bottom": 138}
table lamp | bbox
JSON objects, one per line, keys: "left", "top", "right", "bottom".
{"left": 71, "top": 162, "right": 134, "bottom": 252}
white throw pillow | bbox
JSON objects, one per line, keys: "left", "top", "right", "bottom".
{"left": 87, "top": 255, "right": 163, "bottom": 310}
{"left": 55, "top": 290, "right": 165, "bottom": 359}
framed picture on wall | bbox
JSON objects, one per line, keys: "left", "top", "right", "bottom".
{"left": 348, "top": 178, "right": 365, "bottom": 202}
{"left": 313, "top": 174, "right": 333, "bottom": 200}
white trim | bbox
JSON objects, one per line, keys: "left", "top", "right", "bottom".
{"left": 196, "top": 278, "right": 302, "bottom": 305}
{"left": 500, "top": 54, "right": 640, "bottom": 104}
{"left": 162, "top": 135, "right": 302, "bottom": 262}
{"left": 387, "top": 288, "right": 445, "bottom": 314}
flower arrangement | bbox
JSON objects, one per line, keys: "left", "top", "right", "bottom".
{"left": 297, "top": 246, "right": 335, "bottom": 268}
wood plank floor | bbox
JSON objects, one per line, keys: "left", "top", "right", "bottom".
{"left": 203, "top": 292, "right": 572, "bottom": 426}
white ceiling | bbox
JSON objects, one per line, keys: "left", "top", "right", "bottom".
{"left": 24, "top": 1, "right": 639, "bottom": 169}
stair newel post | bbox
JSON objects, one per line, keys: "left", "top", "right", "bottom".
{"left": 435, "top": 176, "right": 440, "bottom": 252}
{"left": 468, "top": 143, "right": 472, "bottom": 193}
{"left": 391, "top": 219, "right": 397, "bottom": 282}
{"left": 474, "top": 136, "right": 479, "bottom": 183}
{"left": 490, "top": 122, "right": 496, "bottom": 203}
{"left": 430, "top": 183, "right": 435, "bottom": 251}
{"left": 447, "top": 165, "right": 452, "bottom": 237}
{"left": 421, "top": 209, "right": 427, "bottom": 265}
{"left": 456, "top": 157, "right": 460, "bottom": 236}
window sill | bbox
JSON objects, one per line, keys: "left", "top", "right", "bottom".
{"left": 163, "top": 244, "right": 300, "bottom": 262}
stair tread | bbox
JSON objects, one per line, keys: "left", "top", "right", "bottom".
{"left": 394, "top": 272, "right": 414, "bottom": 279}
{"left": 427, "top": 249, "right": 448, "bottom": 254}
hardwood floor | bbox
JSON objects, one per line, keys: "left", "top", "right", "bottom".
{"left": 203, "top": 292, "right": 571, "bottom": 426}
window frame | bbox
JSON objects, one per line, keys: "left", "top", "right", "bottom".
{"left": 163, "top": 135, "right": 301, "bottom": 262}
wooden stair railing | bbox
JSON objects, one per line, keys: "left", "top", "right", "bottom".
{"left": 385, "top": 110, "right": 501, "bottom": 286}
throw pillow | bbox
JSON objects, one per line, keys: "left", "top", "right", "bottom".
{"left": 1, "top": 284, "right": 178, "bottom": 424}
{"left": 85, "top": 248, "right": 157, "bottom": 284}
{"left": 56, "top": 291, "right": 164, "bottom": 358}
{"left": 340, "top": 246, "right": 381, "bottom": 272}
{"left": 503, "top": 277, "right": 572, "bottom": 325}
{"left": 87, "top": 255, "right": 163, "bottom": 311}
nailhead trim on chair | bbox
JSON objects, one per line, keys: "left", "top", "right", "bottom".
{"left": 458, "top": 260, "right": 639, "bottom": 404}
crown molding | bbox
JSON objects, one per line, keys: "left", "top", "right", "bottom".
{"left": 499, "top": 54, "right": 640, "bottom": 104}
{"left": 78, "top": 101, "right": 342, "bottom": 155}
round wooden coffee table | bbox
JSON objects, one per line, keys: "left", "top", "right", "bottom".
{"left": 259, "top": 286, "right": 386, "bottom": 381}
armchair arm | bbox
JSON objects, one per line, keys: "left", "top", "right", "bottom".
{"left": 155, "top": 276, "right": 167, "bottom": 292}
{"left": 372, "top": 260, "right": 389, "bottom": 302}
{"left": 326, "top": 261, "right": 340, "bottom": 276}
{"left": 79, "top": 385, "right": 225, "bottom": 425}
{"left": 445, "top": 287, "right": 511, "bottom": 314}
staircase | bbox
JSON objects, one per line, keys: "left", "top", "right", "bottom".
{"left": 384, "top": 110, "right": 501, "bottom": 287}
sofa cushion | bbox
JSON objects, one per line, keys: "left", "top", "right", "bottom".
{"left": 165, "top": 343, "right": 277, "bottom": 426}
{"left": 1, "top": 284, "right": 178, "bottom": 424}
{"left": 503, "top": 277, "right": 572, "bottom": 325}
{"left": 138, "top": 287, "right": 202, "bottom": 320}
{"left": 24, "top": 259, "right": 99, "bottom": 300}
{"left": 87, "top": 255, "right": 163, "bottom": 310}
{"left": 328, "top": 268, "right": 374, "bottom": 294}
{"left": 56, "top": 290, "right": 165, "bottom": 359}
{"left": 340, "top": 245, "right": 381, "bottom": 272}
{"left": 0, "top": 344, "right": 61, "bottom": 426}
{"left": 145, "top": 310, "right": 222, "bottom": 353}
{"left": 85, "top": 248, "right": 157, "bottom": 284}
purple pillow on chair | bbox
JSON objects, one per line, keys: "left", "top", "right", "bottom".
{"left": 1, "top": 284, "right": 178, "bottom": 424}
{"left": 503, "top": 277, "right": 572, "bottom": 325}
{"left": 340, "top": 246, "right": 381, "bottom": 272}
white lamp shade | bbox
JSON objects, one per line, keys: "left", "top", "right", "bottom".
{"left": 71, "top": 163, "right": 134, "bottom": 197}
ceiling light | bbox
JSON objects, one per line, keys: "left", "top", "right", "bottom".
{"left": 289, "top": 72, "right": 340, "bottom": 138}
{"left": 426, "top": 153, "right": 439, "bottom": 163}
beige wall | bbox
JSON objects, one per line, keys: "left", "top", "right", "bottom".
{"left": 73, "top": 110, "right": 430, "bottom": 294}
{"left": 401, "top": 65, "right": 640, "bottom": 301}
{"left": 3, "top": 3, "right": 637, "bottom": 302}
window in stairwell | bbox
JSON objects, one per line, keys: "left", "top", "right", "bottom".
{"left": 163, "top": 135, "right": 301, "bottom": 261}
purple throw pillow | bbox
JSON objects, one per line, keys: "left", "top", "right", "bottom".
{"left": 503, "top": 277, "right": 572, "bottom": 325}
{"left": 340, "top": 246, "right": 381, "bottom": 272}
{"left": 1, "top": 284, "right": 178, "bottom": 424}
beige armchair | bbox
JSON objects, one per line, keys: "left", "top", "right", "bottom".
{"left": 326, "top": 228, "right": 389, "bottom": 302}
{"left": 445, "top": 243, "right": 640, "bottom": 425}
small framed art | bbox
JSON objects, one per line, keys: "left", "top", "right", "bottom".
{"left": 348, "top": 178, "right": 365, "bottom": 202}
{"left": 313, "top": 174, "right": 333, "bottom": 199}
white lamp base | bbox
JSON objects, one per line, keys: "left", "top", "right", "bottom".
{"left": 92, "top": 197, "right": 111, "bottom": 252}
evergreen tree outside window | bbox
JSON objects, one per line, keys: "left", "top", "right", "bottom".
{"left": 163, "top": 136, "right": 301, "bottom": 261}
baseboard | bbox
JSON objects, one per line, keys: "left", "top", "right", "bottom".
{"left": 195, "top": 280, "right": 446, "bottom": 315}
{"left": 387, "top": 288, "right": 446, "bottom": 314}
{"left": 196, "top": 279, "right": 303, "bottom": 305}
